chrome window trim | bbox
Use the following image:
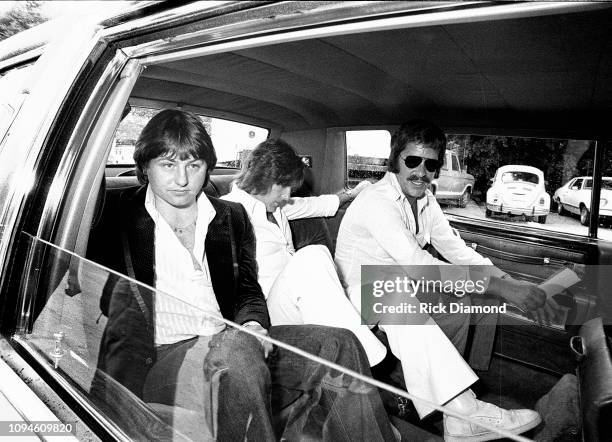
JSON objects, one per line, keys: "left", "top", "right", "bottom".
{"left": 120, "top": 1, "right": 606, "bottom": 64}
{"left": 14, "top": 56, "right": 141, "bottom": 334}
{"left": 98, "top": 0, "right": 232, "bottom": 38}
{"left": 35, "top": 53, "right": 138, "bottom": 248}
{"left": 0, "top": 19, "right": 105, "bottom": 281}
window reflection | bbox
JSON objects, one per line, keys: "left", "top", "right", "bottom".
{"left": 14, "top": 232, "right": 519, "bottom": 441}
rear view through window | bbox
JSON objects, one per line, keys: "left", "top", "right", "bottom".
{"left": 107, "top": 106, "right": 268, "bottom": 168}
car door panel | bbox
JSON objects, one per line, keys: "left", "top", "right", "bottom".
{"left": 447, "top": 216, "right": 606, "bottom": 373}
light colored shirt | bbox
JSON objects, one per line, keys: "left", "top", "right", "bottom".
{"left": 222, "top": 185, "right": 339, "bottom": 296}
{"left": 335, "top": 172, "right": 504, "bottom": 300}
{"left": 145, "top": 185, "right": 226, "bottom": 345}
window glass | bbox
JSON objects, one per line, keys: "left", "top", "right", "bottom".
{"left": 451, "top": 154, "right": 460, "bottom": 172}
{"left": 108, "top": 106, "right": 268, "bottom": 168}
{"left": 344, "top": 131, "right": 611, "bottom": 239}
{"left": 439, "top": 135, "right": 609, "bottom": 238}
{"left": 13, "top": 232, "right": 502, "bottom": 441}
{"left": 441, "top": 152, "right": 449, "bottom": 171}
{"left": 501, "top": 171, "right": 539, "bottom": 184}
{"left": 346, "top": 130, "right": 391, "bottom": 187}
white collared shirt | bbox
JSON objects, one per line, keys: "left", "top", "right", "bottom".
{"left": 335, "top": 172, "right": 503, "bottom": 300}
{"left": 145, "top": 185, "right": 226, "bottom": 345}
{"left": 222, "top": 185, "right": 339, "bottom": 296}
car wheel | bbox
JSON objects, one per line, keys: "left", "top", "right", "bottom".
{"left": 580, "top": 205, "right": 590, "bottom": 226}
{"left": 538, "top": 215, "right": 547, "bottom": 224}
{"left": 485, "top": 208, "right": 492, "bottom": 217}
{"left": 556, "top": 201, "right": 566, "bottom": 215}
{"left": 458, "top": 189, "right": 471, "bottom": 208}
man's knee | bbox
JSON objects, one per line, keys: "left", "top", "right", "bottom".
{"left": 270, "top": 325, "right": 369, "bottom": 371}
{"left": 205, "top": 329, "right": 270, "bottom": 392}
{"left": 317, "top": 327, "right": 370, "bottom": 370}
{"left": 293, "top": 244, "right": 333, "bottom": 266}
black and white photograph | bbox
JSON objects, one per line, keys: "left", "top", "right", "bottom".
{"left": 1, "top": 1, "right": 611, "bottom": 441}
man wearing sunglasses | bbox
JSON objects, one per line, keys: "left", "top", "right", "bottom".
{"left": 335, "top": 119, "right": 556, "bottom": 441}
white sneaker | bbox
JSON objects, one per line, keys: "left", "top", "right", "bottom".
{"left": 443, "top": 398, "right": 541, "bottom": 442}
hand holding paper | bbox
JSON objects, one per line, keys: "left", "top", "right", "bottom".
{"left": 538, "top": 268, "right": 581, "bottom": 298}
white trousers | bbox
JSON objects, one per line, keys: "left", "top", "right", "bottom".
{"left": 380, "top": 322, "right": 478, "bottom": 417}
{"left": 267, "top": 245, "right": 478, "bottom": 418}
{"left": 267, "top": 245, "right": 387, "bottom": 366}
{"left": 346, "top": 283, "right": 478, "bottom": 418}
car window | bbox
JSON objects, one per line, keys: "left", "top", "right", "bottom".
{"left": 345, "top": 131, "right": 610, "bottom": 239}
{"left": 441, "top": 152, "right": 449, "bottom": 171}
{"left": 584, "top": 179, "right": 592, "bottom": 190}
{"left": 440, "top": 135, "right": 612, "bottom": 240}
{"left": 572, "top": 179, "right": 583, "bottom": 189}
{"left": 451, "top": 154, "right": 460, "bottom": 172}
{"left": 346, "top": 130, "right": 391, "bottom": 187}
{"left": 108, "top": 106, "right": 269, "bottom": 168}
{"left": 501, "top": 171, "right": 539, "bottom": 184}
{"left": 14, "top": 232, "right": 495, "bottom": 440}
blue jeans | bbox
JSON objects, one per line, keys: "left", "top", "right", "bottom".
{"left": 144, "top": 325, "right": 396, "bottom": 441}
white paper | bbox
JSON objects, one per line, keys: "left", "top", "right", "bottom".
{"left": 538, "top": 267, "right": 581, "bottom": 298}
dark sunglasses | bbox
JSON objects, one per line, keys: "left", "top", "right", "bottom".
{"left": 402, "top": 155, "right": 441, "bottom": 172}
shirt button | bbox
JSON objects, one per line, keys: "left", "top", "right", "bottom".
{"left": 145, "top": 358, "right": 153, "bottom": 365}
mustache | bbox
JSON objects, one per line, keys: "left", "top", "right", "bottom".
{"left": 407, "top": 174, "right": 432, "bottom": 184}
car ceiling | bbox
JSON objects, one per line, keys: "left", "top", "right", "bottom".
{"left": 130, "top": 4, "right": 612, "bottom": 137}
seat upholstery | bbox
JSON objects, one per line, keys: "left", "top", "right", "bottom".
{"left": 102, "top": 174, "right": 343, "bottom": 253}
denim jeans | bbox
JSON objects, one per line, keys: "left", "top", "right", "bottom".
{"left": 143, "top": 325, "right": 396, "bottom": 441}
{"left": 268, "top": 325, "right": 396, "bottom": 441}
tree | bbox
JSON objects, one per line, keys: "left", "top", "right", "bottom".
{"left": 447, "top": 134, "right": 572, "bottom": 200}
{"left": 0, "top": 1, "right": 48, "bottom": 41}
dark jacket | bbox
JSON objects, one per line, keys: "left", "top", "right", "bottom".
{"left": 91, "top": 185, "right": 270, "bottom": 398}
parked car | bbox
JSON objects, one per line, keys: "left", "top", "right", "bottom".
{"left": 554, "top": 177, "right": 612, "bottom": 226}
{"left": 431, "top": 149, "right": 475, "bottom": 207}
{"left": 1, "top": 1, "right": 612, "bottom": 441}
{"left": 486, "top": 165, "right": 550, "bottom": 223}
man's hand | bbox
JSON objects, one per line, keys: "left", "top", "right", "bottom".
{"left": 243, "top": 322, "right": 274, "bottom": 358}
{"left": 337, "top": 180, "right": 372, "bottom": 205}
{"left": 489, "top": 276, "right": 567, "bottom": 326}
{"left": 527, "top": 297, "right": 566, "bottom": 326}
{"left": 498, "top": 278, "right": 546, "bottom": 311}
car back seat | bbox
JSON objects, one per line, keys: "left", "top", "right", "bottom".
{"left": 92, "top": 173, "right": 436, "bottom": 441}
{"left": 100, "top": 174, "right": 344, "bottom": 254}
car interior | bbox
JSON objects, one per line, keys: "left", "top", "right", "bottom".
{"left": 5, "top": 2, "right": 612, "bottom": 440}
